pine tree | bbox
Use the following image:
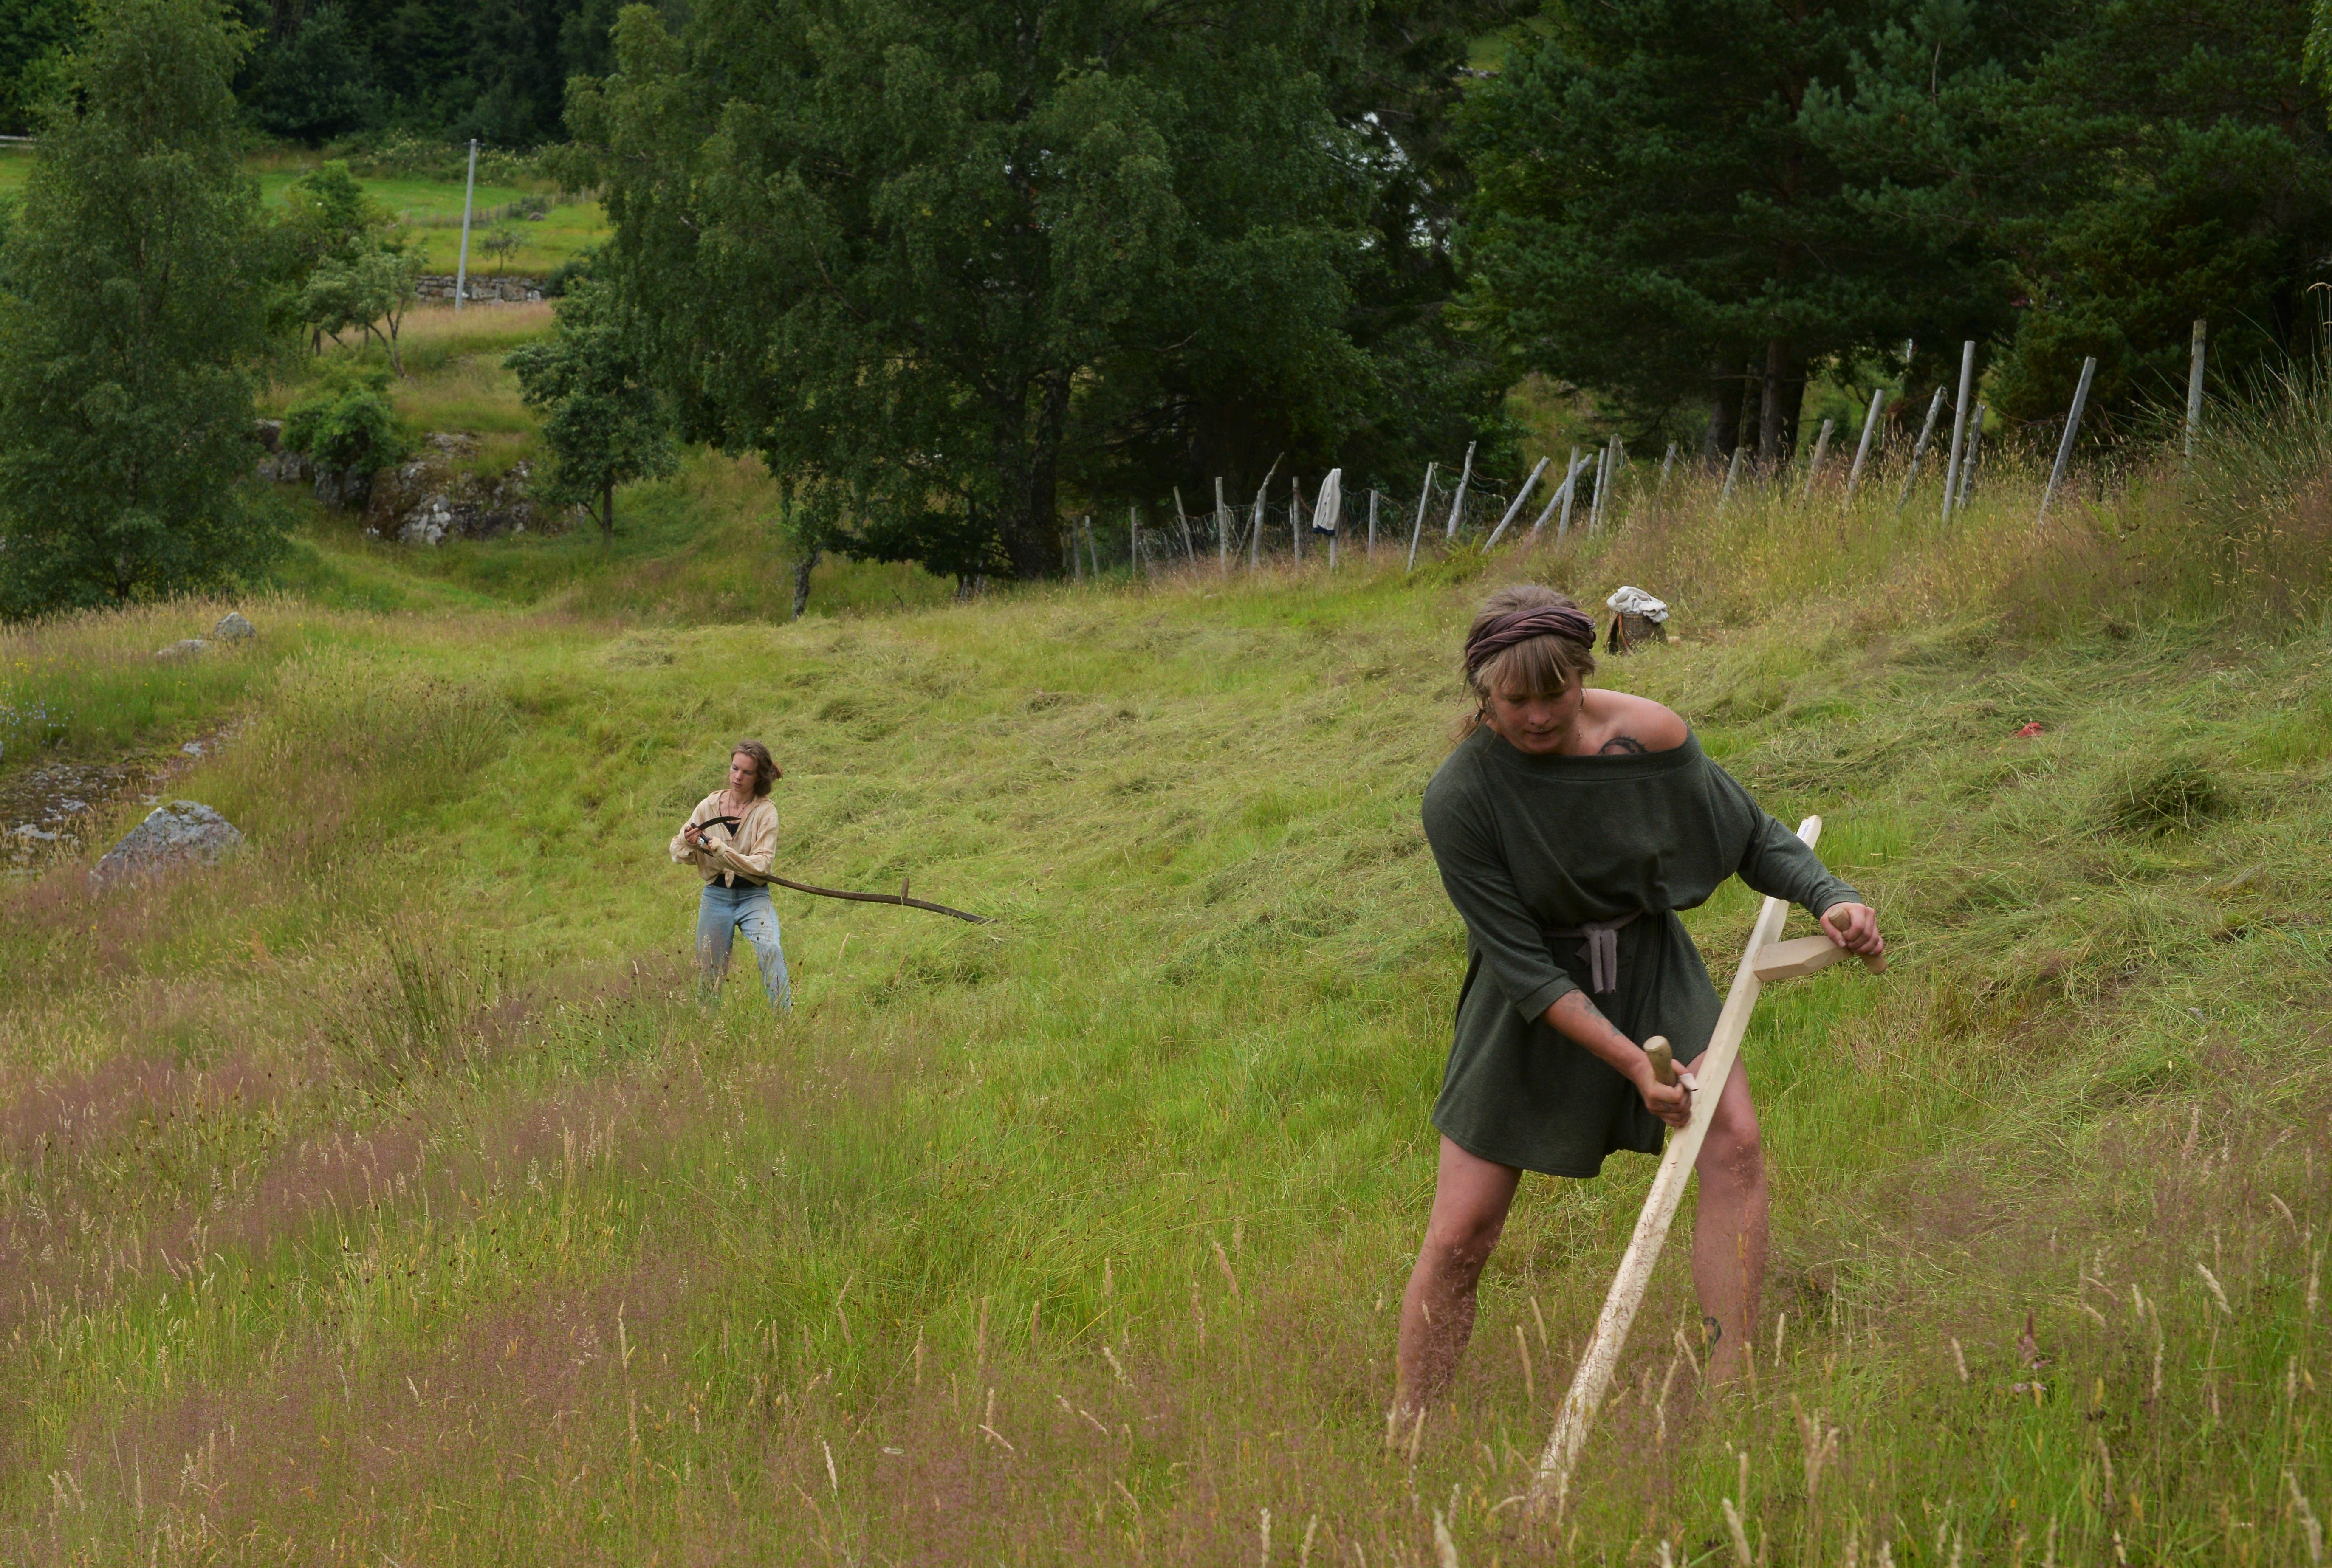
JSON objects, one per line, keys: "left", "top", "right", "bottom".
{"left": 1458, "top": 0, "right": 2009, "bottom": 463}
{"left": 0, "top": 0, "right": 284, "bottom": 618}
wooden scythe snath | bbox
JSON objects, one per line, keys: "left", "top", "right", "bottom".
{"left": 1525, "top": 815, "right": 1883, "bottom": 1521}
{"left": 764, "top": 873, "right": 992, "bottom": 925}
{"left": 697, "top": 816, "right": 992, "bottom": 923}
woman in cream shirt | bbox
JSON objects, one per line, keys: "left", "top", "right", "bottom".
{"left": 669, "top": 739, "right": 789, "bottom": 1010}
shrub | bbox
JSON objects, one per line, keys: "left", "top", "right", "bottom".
{"left": 281, "top": 361, "right": 409, "bottom": 479}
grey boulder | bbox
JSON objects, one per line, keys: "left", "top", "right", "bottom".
{"left": 91, "top": 801, "right": 243, "bottom": 889}
{"left": 212, "top": 612, "right": 256, "bottom": 640}
{"left": 155, "top": 638, "right": 209, "bottom": 660}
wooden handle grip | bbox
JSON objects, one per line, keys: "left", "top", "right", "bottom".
{"left": 1643, "top": 1036, "right": 1676, "bottom": 1086}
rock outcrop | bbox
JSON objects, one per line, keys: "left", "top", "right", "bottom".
{"left": 362, "top": 433, "right": 567, "bottom": 546}
{"left": 155, "top": 638, "right": 209, "bottom": 660}
{"left": 91, "top": 801, "right": 243, "bottom": 888}
{"left": 213, "top": 612, "right": 256, "bottom": 641}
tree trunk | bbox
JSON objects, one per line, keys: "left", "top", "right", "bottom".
{"left": 997, "top": 370, "right": 1074, "bottom": 580}
{"left": 601, "top": 482, "right": 615, "bottom": 547}
{"left": 791, "top": 544, "right": 822, "bottom": 620}
{"left": 1758, "top": 337, "right": 1806, "bottom": 467}
{"left": 1702, "top": 361, "right": 1744, "bottom": 471}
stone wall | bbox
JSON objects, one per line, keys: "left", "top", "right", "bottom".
{"left": 414, "top": 274, "right": 544, "bottom": 304}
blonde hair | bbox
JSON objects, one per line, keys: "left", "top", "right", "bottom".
{"left": 1455, "top": 584, "right": 1598, "bottom": 740}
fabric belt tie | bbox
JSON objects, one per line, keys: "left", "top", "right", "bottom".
{"left": 1544, "top": 910, "right": 1643, "bottom": 995}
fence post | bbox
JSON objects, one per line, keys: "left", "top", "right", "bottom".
{"left": 2185, "top": 319, "right": 2207, "bottom": 457}
{"left": 1558, "top": 447, "right": 1586, "bottom": 539}
{"left": 1842, "top": 388, "right": 1885, "bottom": 505}
{"left": 1798, "top": 418, "right": 1835, "bottom": 504}
{"left": 1894, "top": 386, "right": 1946, "bottom": 513}
{"left": 1407, "top": 461, "right": 1436, "bottom": 572}
{"left": 1443, "top": 441, "right": 1475, "bottom": 538}
{"left": 1939, "top": 339, "right": 1976, "bottom": 525}
{"left": 1956, "top": 403, "right": 1986, "bottom": 506}
{"left": 1659, "top": 443, "right": 1677, "bottom": 497}
{"left": 1215, "top": 477, "right": 1230, "bottom": 576}
{"left": 1248, "top": 456, "right": 1280, "bottom": 572}
{"left": 1130, "top": 505, "right": 1144, "bottom": 575}
{"left": 1291, "top": 476, "right": 1306, "bottom": 564}
{"left": 1368, "top": 489, "right": 1379, "bottom": 559}
{"left": 1484, "top": 456, "right": 1551, "bottom": 549}
{"left": 1716, "top": 443, "right": 1746, "bottom": 515}
{"left": 2036, "top": 356, "right": 2097, "bottom": 527}
{"left": 1085, "top": 515, "right": 1099, "bottom": 579}
{"left": 1173, "top": 486, "right": 1197, "bottom": 562}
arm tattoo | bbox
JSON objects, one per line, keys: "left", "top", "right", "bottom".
{"left": 1598, "top": 735, "right": 1650, "bottom": 755}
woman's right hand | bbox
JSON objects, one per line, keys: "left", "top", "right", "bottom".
{"left": 1637, "top": 1063, "right": 1693, "bottom": 1129}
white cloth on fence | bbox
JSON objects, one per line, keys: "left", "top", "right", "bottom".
{"left": 1606, "top": 585, "right": 1669, "bottom": 623}
{"left": 1312, "top": 468, "right": 1342, "bottom": 533}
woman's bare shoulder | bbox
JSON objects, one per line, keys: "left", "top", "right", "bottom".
{"left": 1583, "top": 689, "right": 1689, "bottom": 755}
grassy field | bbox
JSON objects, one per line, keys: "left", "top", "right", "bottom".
{"left": 1, "top": 434, "right": 2326, "bottom": 1564}
{"left": 0, "top": 143, "right": 605, "bottom": 275}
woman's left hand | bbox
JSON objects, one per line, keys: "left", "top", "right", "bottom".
{"left": 1820, "top": 902, "right": 1884, "bottom": 956}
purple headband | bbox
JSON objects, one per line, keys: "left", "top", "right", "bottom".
{"left": 1464, "top": 605, "right": 1596, "bottom": 678}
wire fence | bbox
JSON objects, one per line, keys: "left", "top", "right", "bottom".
{"left": 1062, "top": 364, "right": 2123, "bottom": 587}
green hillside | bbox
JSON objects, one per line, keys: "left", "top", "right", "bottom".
{"left": 1, "top": 460, "right": 2325, "bottom": 1562}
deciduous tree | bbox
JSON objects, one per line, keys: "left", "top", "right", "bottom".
{"left": 505, "top": 276, "right": 676, "bottom": 544}
{"left": 0, "top": 0, "right": 283, "bottom": 617}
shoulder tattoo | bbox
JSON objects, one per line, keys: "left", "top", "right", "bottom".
{"left": 1598, "top": 735, "right": 1650, "bottom": 755}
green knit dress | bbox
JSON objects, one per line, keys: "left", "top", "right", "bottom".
{"left": 1420, "top": 727, "right": 1858, "bottom": 1177}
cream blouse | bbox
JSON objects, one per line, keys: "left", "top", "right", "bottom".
{"left": 669, "top": 792, "right": 779, "bottom": 888}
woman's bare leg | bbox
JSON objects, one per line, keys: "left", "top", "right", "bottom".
{"left": 1690, "top": 1063, "right": 1767, "bottom": 1384}
{"left": 1395, "top": 1137, "right": 1523, "bottom": 1421}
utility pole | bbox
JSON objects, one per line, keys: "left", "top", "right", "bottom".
{"left": 454, "top": 138, "right": 479, "bottom": 313}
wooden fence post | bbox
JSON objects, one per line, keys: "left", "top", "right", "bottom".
{"left": 1842, "top": 388, "right": 1885, "bottom": 505}
{"left": 1939, "top": 339, "right": 1976, "bottom": 525}
{"left": 1443, "top": 441, "right": 1475, "bottom": 538}
{"left": 1716, "top": 443, "right": 1746, "bottom": 514}
{"left": 1798, "top": 418, "right": 1835, "bottom": 504}
{"left": 1484, "top": 456, "right": 1551, "bottom": 550}
{"left": 1407, "top": 461, "right": 1436, "bottom": 572}
{"left": 2186, "top": 319, "right": 2208, "bottom": 457}
{"left": 1291, "top": 476, "right": 1306, "bottom": 565}
{"left": 1215, "top": 477, "right": 1230, "bottom": 576}
{"left": 2036, "top": 356, "right": 2098, "bottom": 527}
{"left": 1956, "top": 404, "right": 1986, "bottom": 507}
{"left": 1248, "top": 455, "right": 1280, "bottom": 572}
{"left": 1368, "top": 489, "right": 1380, "bottom": 559}
{"left": 1084, "top": 515, "right": 1099, "bottom": 579}
{"left": 1173, "top": 486, "right": 1197, "bottom": 563}
{"left": 1556, "top": 447, "right": 1584, "bottom": 539}
{"left": 1894, "top": 386, "right": 1947, "bottom": 513}
{"left": 1658, "top": 443, "right": 1677, "bottom": 497}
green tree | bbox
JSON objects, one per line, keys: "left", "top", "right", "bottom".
{"left": 1987, "top": 0, "right": 2332, "bottom": 426}
{"left": 566, "top": 0, "right": 1380, "bottom": 583}
{"left": 243, "top": 2, "right": 382, "bottom": 144}
{"left": 0, "top": 0, "right": 77, "bottom": 136}
{"left": 505, "top": 276, "right": 676, "bottom": 545}
{"left": 0, "top": 0, "right": 283, "bottom": 617}
{"left": 1458, "top": 0, "right": 2013, "bottom": 464}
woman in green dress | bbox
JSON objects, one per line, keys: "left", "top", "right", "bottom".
{"left": 1398, "top": 584, "right": 1884, "bottom": 1413}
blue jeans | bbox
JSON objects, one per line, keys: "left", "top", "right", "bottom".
{"left": 696, "top": 881, "right": 791, "bottom": 1010}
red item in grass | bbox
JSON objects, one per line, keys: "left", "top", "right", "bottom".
{"left": 2014, "top": 721, "right": 2046, "bottom": 738}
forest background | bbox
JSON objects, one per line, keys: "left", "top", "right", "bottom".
{"left": 5, "top": 0, "right": 2332, "bottom": 604}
